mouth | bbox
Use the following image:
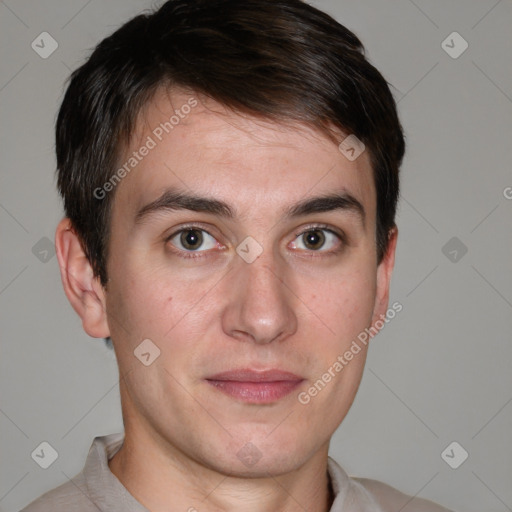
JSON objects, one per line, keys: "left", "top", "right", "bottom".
{"left": 206, "top": 369, "right": 305, "bottom": 404}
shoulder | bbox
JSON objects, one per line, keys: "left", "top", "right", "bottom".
{"left": 353, "top": 476, "right": 454, "bottom": 512}
{"left": 327, "top": 456, "right": 454, "bottom": 512}
{"left": 20, "top": 473, "right": 99, "bottom": 512}
{"left": 20, "top": 433, "right": 126, "bottom": 512}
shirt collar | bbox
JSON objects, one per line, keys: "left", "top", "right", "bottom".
{"left": 82, "top": 433, "right": 380, "bottom": 512}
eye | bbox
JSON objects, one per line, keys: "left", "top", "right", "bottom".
{"left": 168, "top": 228, "right": 219, "bottom": 253}
{"left": 290, "top": 227, "right": 342, "bottom": 252}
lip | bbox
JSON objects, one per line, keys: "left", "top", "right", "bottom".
{"left": 206, "top": 369, "right": 304, "bottom": 404}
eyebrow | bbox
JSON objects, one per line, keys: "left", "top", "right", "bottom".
{"left": 135, "top": 187, "right": 365, "bottom": 226}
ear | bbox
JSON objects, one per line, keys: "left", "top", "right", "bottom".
{"left": 55, "top": 218, "right": 110, "bottom": 339}
{"left": 371, "top": 226, "right": 398, "bottom": 328}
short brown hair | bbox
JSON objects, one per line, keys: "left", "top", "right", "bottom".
{"left": 56, "top": 0, "right": 405, "bottom": 285}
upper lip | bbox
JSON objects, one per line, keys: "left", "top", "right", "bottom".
{"left": 206, "top": 369, "right": 304, "bottom": 382}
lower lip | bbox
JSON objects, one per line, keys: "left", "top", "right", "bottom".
{"left": 206, "top": 380, "right": 303, "bottom": 403}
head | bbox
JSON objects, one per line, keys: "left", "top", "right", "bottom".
{"left": 56, "top": 0, "right": 404, "bottom": 476}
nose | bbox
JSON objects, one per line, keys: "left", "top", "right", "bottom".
{"left": 221, "top": 248, "right": 298, "bottom": 345}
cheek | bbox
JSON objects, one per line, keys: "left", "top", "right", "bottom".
{"left": 304, "top": 266, "right": 377, "bottom": 343}
{"left": 107, "top": 260, "right": 220, "bottom": 347}
{"left": 105, "top": 261, "right": 167, "bottom": 345}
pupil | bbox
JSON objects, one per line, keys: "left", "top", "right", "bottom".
{"left": 304, "top": 230, "right": 325, "bottom": 250}
{"left": 181, "top": 229, "right": 203, "bottom": 250}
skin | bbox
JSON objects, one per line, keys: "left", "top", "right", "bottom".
{"left": 56, "top": 88, "right": 397, "bottom": 512}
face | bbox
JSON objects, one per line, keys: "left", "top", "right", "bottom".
{"left": 100, "top": 88, "right": 395, "bottom": 476}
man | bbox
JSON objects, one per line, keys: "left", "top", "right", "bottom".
{"left": 22, "top": 0, "right": 453, "bottom": 510}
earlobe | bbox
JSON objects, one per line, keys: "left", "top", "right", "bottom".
{"left": 55, "top": 218, "right": 111, "bottom": 339}
{"left": 371, "top": 226, "right": 398, "bottom": 328}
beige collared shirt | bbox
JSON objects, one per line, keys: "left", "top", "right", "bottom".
{"left": 21, "top": 433, "right": 453, "bottom": 512}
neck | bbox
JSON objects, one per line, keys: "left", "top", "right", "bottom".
{"left": 109, "top": 424, "right": 334, "bottom": 512}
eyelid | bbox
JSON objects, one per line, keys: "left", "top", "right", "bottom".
{"left": 165, "top": 222, "right": 345, "bottom": 242}
{"left": 289, "top": 223, "right": 346, "bottom": 257}
{"left": 165, "top": 224, "right": 226, "bottom": 260}
{"left": 293, "top": 223, "right": 347, "bottom": 244}
{"left": 164, "top": 222, "right": 346, "bottom": 259}
{"left": 165, "top": 222, "right": 221, "bottom": 243}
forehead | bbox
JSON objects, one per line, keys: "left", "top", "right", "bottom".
{"left": 113, "top": 87, "right": 376, "bottom": 223}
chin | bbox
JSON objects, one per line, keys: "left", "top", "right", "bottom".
{"left": 199, "top": 432, "right": 313, "bottom": 478}
{"left": 206, "top": 451, "right": 305, "bottom": 479}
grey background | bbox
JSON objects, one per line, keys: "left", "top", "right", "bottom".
{"left": 1, "top": 0, "right": 511, "bottom": 510}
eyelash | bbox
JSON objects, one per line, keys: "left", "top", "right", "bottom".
{"left": 165, "top": 223, "right": 346, "bottom": 260}
{"left": 291, "top": 224, "right": 346, "bottom": 258}
{"left": 164, "top": 223, "right": 219, "bottom": 260}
